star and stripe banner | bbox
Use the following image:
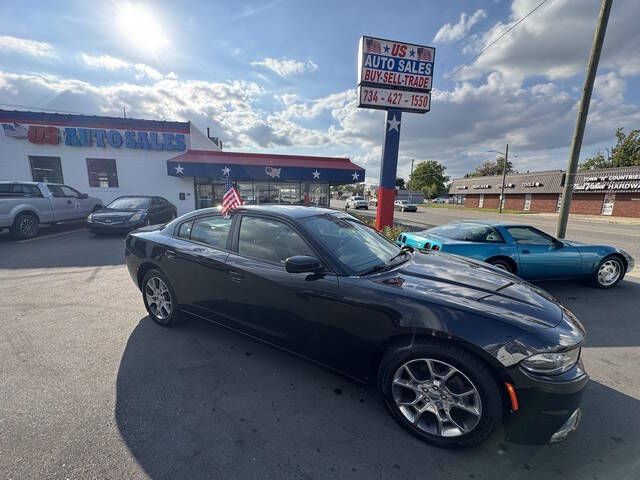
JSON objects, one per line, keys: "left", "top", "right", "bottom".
{"left": 221, "top": 175, "right": 243, "bottom": 217}
{"left": 2, "top": 122, "right": 28, "bottom": 138}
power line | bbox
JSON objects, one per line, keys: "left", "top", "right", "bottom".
{"left": 449, "top": 0, "right": 552, "bottom": 79}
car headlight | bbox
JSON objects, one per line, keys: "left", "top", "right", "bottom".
{"left": 520, "top": 347, "right": 581, "bottom": 375}
{"left": 87, "top": 214, "right": 94, "bottom": 222}
{"left": 129, "top": 213, "right": 146, "bottom": 222}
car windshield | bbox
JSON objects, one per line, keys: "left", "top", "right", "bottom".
{"left": 107, "top": 197, "right": 150, "bottom": 209}
{"left": 352, "top": 196, "right": 364, "bottom": 200}
{"left": 425, "top": 223, "right": 504, "bottom": 243}
{"left": 301, "top": 214, "right": 405, "bottom": 274}
{"left": 398, "top": 201, "right": 407, "bottom": 204}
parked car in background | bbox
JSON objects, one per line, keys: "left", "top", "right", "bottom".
{"left": 394, "top": 200, "right": 418, "bottom": 212}
{"left": 87, "top": 195, "right": 177, "bottom": 235}
{"left": 396, "top": 220, "right": 634, "bottom": 288}
{"left": 432, "top": 197, "right": 449, "bottom": 204}
{"left": 126, "top": 205, "right": 587, "bottom": 448}
{"left": 346, "top": 195, "right": 368, "bottom": 209}
{"left": 0, "top": 181, "right": 102, "bottom": 239}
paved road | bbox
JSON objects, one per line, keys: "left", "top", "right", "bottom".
{"left": 1, "top": 230, "right": 639, "bottom": 479}
{"left": 332, "top": 200, "right": 640, "bottom": 269}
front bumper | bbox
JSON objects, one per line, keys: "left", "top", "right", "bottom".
{"left": 504, "top": 360, "right": 589, "bottom": 444}
{"left": 87, "top": 220, "right": 146, "bottom": 234}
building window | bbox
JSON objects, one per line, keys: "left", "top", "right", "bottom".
{"left": 87, "top": 158, "right": 119, "bottom": 188}
{"left": 29, "top": 156, "right": 63, "bottom": 183}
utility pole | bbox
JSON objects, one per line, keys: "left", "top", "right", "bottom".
{"left": 409, "top": 158, "right": 414, "bottom": 203}
{"left": 556, "top": 0, "right": 613, "bottom": 238}
{"left": 499, "top": 143, "right": 509, "bottom": 214}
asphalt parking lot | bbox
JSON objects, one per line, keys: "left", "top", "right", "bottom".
{"left": 1, "top": 227, "right": 639, "bottom": 479}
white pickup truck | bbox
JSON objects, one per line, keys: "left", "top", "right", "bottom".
{"left": 0, "top": 181, "right": 102, "bottom": 239}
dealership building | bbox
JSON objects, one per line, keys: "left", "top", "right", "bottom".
{"left": 0, "top": 109, "right": 365, "bottom": 215}
{"left": 448, "top": 167, "right": 640, "bottom": 217}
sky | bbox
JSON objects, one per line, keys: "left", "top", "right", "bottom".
{"left": 1, "top": 0, "right": 639, "bottom": 183}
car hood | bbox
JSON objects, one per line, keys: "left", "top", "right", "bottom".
{"left": 92, "top": 208, "right": 146, "bottom": 217}
{"left": 381, "top": 252, "right": 563, "bottom": 328}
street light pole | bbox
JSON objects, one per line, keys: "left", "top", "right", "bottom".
{"left": 409, "top": 158, "right": 414, "bottom": 203}
{"left": 499, "top": 143, "right": 509, "bottom": 214}
{"left": 556, "top": 0, "right": 613, "bottom": 238}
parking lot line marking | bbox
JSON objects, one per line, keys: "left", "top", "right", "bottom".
{"left": 16, "top": 228, "right": 86, "bottom": 243}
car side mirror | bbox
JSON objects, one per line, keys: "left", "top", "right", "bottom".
{"left": 79, "top": 193, "right": 89, "bottom": 199}
{"left": 285, "top": 255, "right": 322, "bottom": 274}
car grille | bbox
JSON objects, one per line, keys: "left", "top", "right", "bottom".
{"left": 94, "top": 217, "right": 129, "bottom": 224}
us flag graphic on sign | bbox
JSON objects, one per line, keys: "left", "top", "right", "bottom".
{"left": 416, "top": 47, "right": 433, "bottom": 62}
{"left": 365, "top": 38, "right": 381, "bottom": 54}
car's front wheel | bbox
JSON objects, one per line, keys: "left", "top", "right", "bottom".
{"left": 378, "top": 341, "right": 502, "bottom": 448}
{"left": 488, "top": 258, "right": 513, "bottom": 273}
{"left": 142, "top": 269, "right": 181, "bottom": 326}
{"left": 592, "top": 255, "right": 625, "bottom": 289}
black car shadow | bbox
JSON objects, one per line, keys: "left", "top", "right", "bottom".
{"left": 115, "top": 314, "right": 640, "bottom": 480}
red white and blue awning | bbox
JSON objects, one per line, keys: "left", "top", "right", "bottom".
{"left": 167, "top": 150, "right": 365, "bottom": 185}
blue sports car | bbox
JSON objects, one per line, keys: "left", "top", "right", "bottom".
{"left": 397, "top": 221, "right": 634, "bottom": 288}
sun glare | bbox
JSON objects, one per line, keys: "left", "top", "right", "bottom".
{"left": 116, "top": 2, "right": 169, "bottom": 53}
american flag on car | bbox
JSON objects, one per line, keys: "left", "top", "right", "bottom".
{"left": 221, "top": 176, "right": 243, "bottom": 217}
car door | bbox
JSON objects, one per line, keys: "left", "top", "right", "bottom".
{"left": 224, "top": 214, "right": 341, "bottom": 355}
{"left": 61, "top": 185, "right": 91, "bottom": 216}
{"left": 505, "top": 226, "right": 582, "bottom": 280}
{"left": 157, "top": 198, "right": 174, "bottom": 222}
{"left": 147, "top": 197, "right": 163, "bottom": 224}
{"left": 159, "top": 214, "right": 236, "bottom": 319}
{"left": 46, "top": 185, "right": 79, "bottom": 221}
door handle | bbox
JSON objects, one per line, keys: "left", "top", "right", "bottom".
{"left": 522, "top": 249, "right": 530, "bottom": 254}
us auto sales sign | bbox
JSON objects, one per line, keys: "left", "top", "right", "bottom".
{"left": 357, "top": 36, "right": 435, "bottom": 113}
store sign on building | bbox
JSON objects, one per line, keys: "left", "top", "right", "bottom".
{"left": 357, "top": 36, "right": 435, "bottom": 113}
{"left": 2, "top": 122, "right": 186, "bottom": 151}
{"left": 472, "top": 184, "right": 492, "bottom": 189}
{"left": 522, "top": 181, "right": 543, "bottom": 188}
{"left": 574, "top": 173, "right": 640, "bottom": 192}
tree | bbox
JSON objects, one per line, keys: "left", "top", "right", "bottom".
{"left": 580, "top": 128, "right": 640, "bottom": 169}
{"left": 465, "top": 156, "right": 514, "bottom": 178}
{"left": 407, "top": 160, "right": 449, "bottom": 199}
{"left": 395, "top": 177, "right": 405, "bottom": 189}
{"left": 579, "top": 151, "right": 612, "bottom": 170}
{"left": 611, "top": 128, "right": 640, "bottom": 167}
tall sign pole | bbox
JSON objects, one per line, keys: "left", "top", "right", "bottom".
{"left": 376, "top": 109, "right": 402, "bottom": 229}
{"left": 556, "top": 0, "right": 613, "bottom": 238}
{"left": 499, "top": 143, "right": 509, "bottom": 213}
{"left": 356, "top": 36, "right": 435, "bottom": 230}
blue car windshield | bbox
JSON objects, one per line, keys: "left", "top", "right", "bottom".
{"left": 301, "top": 214, "right": 402, "bottom": 274}
{"left": 425, "top": 224, "right": 504, "bottom": 243}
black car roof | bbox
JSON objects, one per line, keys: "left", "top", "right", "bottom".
{"left": 178, "top": 204, "right": 337, "bottom": 222}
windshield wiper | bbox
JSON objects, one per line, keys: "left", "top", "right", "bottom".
{"left": 386, "top": 246, "right": 412, "bottom": 265}
{"left": 360, "top": 263, "right": 392, "bottom": 276}
{"left": 360, "top": 248, "right": 412, "bottom": 276}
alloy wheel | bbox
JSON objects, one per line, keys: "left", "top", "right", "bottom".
{"left": 20, "top": 216, "right": 36, "bottom": 237}
{"left": 598, "top": 259, "right": 621, "bottom": 286}
{"left": 145, "top": 276, "right": 172, "bottom": 320}
{"left": 391, "top": 358, "right": 482, "bottom": 438}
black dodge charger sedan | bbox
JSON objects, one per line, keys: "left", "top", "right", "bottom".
{"left": 88, "top": 195, "right": 177, "bottom": 234}
{"left": 125, "top": 205, "right": 588, "bottom": 448}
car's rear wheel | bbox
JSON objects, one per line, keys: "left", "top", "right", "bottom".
{"left": 488, "top": 258, "right": 513, "bottom": 273}
{"left": 592, "top": 255, "right": 625, "bottom": 289}
{"left": 378, "top": 341, "right": 502, "bottom": 448}
{"left": 11, "top": 212, "right": 39, "bottom": 240}
{"left": 142, "top": 269, "right": 181, "bottom": 326}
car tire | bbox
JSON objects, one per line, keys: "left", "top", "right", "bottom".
{"left": 488, "top": 259, "right": 513, "bottom": 273}
{"left": 378, "top": 341, "right": 502, "bottom": 448}
{"left": 592, "top": 255, "right": 625, "bottom": 289}
{"left": 142, "top": 269, "right": 182, "bottom": 327}
{"left": 11, "top": 212, "right": 39, "bottom": 240}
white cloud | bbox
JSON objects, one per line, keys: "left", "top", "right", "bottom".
{"left": 0, "top": 35, "right": 55, "bottom": 58}
{"left": 251, "top": 57, "right": 318, "bottom": 77}
{"left": 434, "top": 9, "right": 487, "bottom": 43}
{"left": 456, "top": 0, "right": 640, "bottom": 83}
{"left": 79, "top": 53, "right": 163, "bottom": 81}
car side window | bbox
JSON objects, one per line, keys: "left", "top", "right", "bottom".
{"left": 190, "top": 216, "right": 232, "bottom": 249}
{"left": 238, "top": 216, "right": 314, "bottom": 264}
{"left": 507, "top": 227, "right": 554, "bottom": 246}
{"left": 60, "top": 185, "right": 80, "bottom": 197}
{"left": 176, "top": 220, "right": 194, "bottom": 240}
{"left": 48, "top": 185, "right": 65, "bottom": 197}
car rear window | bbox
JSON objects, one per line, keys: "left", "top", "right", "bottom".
{"left": 190, "top": 216, "right": 232, "bottom": 249}
{"left": 427, "top": 224, "right": 504, "bottom": 243}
